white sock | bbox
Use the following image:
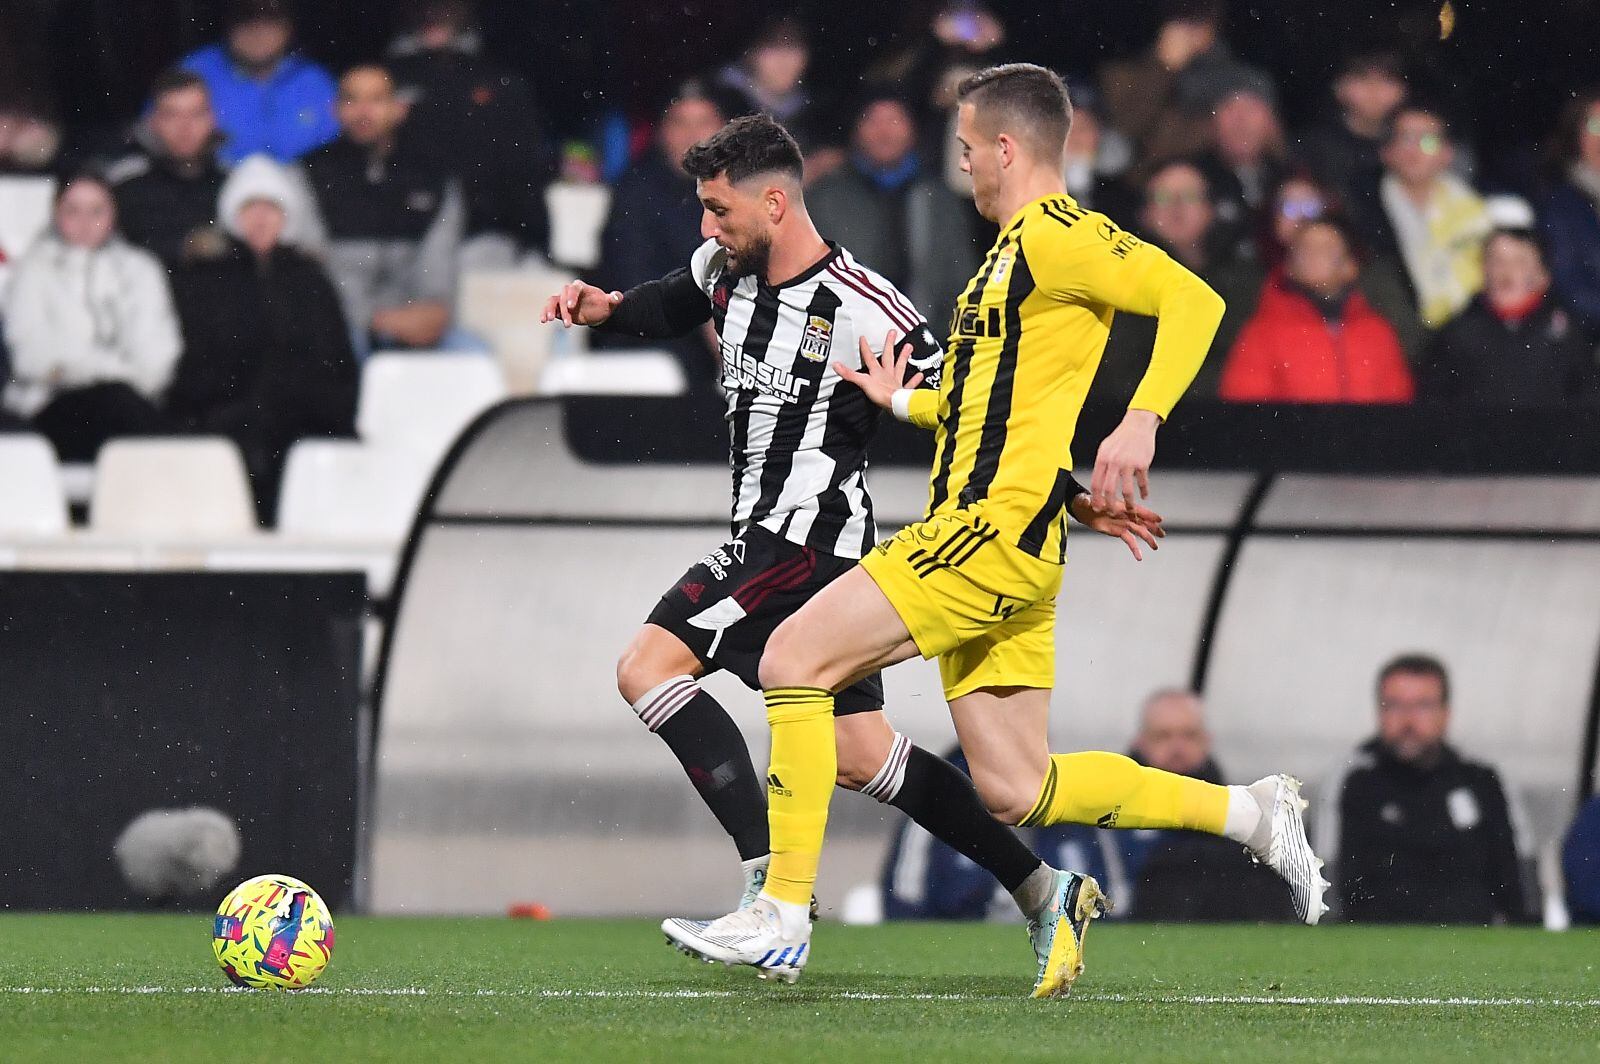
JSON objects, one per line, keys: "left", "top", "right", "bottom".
{"left": 760, "top": 892, "right": 812, "bottom": 938}
{"left": 1222, "top": 784, "right": 1265, "bottom": 846}
{"left": 1010, "top": 862, "right": 1056, "bottom": 918}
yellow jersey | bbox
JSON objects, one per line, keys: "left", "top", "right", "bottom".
{"left": 901, "top": 193, "right": 1224, "bottom": 563}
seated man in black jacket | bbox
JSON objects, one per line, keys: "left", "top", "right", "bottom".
{"left": 1328, "top": 653, "right": 1532, "bottom": 924}
{"left": 1121, "top": 689, "right": 1296, "bottom": 922}
{"left": 109, "top": 68, "right": 228, "bottom": 269}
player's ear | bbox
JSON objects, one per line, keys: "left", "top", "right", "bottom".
{"left": 766, "top": 184, "right": 787, "bottom": 224}
{"left": 997, "top": 132, "right": 1016, "bottom": 169}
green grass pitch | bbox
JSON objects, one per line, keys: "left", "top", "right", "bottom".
{"left": 1, "top": 915, "right": 1596, "bottom": 1062}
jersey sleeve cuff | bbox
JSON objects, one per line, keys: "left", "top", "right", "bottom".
{"left": 892, "top": 388, "right": 941, "bottom": 429}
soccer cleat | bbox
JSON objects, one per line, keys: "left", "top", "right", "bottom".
{"left": 1244, "top": 774, "right": 1330, "bottom": 925}
{"left": 662, "top": 898, "right": 810, "bottom": 983}
{"left": 1027, "top": 869, "right": 1110, "bottom": 999}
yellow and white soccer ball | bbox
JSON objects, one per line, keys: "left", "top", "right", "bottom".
{"left": 212, "top": 874, "right": 335, "bottom": 990}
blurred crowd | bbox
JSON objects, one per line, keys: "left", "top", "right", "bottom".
{"left": 2, "top": 0, "right": 1600, "bottom": 521}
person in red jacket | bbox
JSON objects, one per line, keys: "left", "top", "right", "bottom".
{"left": 1219, "top": 215, "right": 1415, "bottom": 403}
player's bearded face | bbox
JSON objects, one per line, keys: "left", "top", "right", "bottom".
{"left": 700, "top": 177, "right": 774, "bottom": 280}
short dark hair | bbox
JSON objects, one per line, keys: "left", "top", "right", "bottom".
{"left": 681, "top": 113, "right": 803, "bottom": 185}
{"left": 1377, "top": 653, "right": 1451, "bottom": 705}
{"left": 1336, "top": 49, "right": 1406, "bottom": 83}
{"left": 956, "top": 63, "right": 1072, "bottom": 160}
{"left": 1161, "top": 0, "right": 1223, "bottom": 26}
{"left": 1298, "top": 210, "right": 1368, "bottom": 263}
{"left": 227, "top": 0, "right": 292, "bottom": 28}
{"left": 150, "top": 68, "right": 209, "bottom": 105}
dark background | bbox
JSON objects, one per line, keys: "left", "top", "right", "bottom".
{"left": 7, "top": 0, "right": 1597, "bottom": 180}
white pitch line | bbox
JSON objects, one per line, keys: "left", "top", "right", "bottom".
{"left": 0, "top": 986, "right": 1595, "bottom": 1007}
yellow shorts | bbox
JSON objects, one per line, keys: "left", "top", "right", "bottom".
{"left": 859, "top": 508, "right": 1063, "bottom": 700}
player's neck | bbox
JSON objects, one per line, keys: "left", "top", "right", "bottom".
{"left": 764, "top": 223, "right": 832, "bottom": 288}
{"left": 994, "top": 168, "right": 1069, "bottom": 228}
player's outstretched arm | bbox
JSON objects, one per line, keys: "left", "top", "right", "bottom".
{"left": 540, "top": 268, "right": 714, "bottom": 340}
{"left": 540, "top": 279, "right": 623, "bottom": 327}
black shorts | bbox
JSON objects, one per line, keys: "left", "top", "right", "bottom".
{"left": 646, "top": 525, "right": 885, "bottom": 715}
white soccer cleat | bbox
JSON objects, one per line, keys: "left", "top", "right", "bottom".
{"left": 662, "top": 897, "right": 810, "bottom": 983}
{"left": 1244, "top": 774, "right": 1330, "bottom": 925}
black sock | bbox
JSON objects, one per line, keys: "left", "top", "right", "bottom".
{"left": 650, "top": 688, "right": 769, "bottom": 862}
{"left": 890, "top": 745, "right": 1042, "bottom": 893}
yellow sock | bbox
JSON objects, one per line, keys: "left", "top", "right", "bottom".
{"left": 762, "top": 686, "right": 837, "bottom": 906}
{"left": 1019, "top": 751, "right": 1228, "bottom": 834}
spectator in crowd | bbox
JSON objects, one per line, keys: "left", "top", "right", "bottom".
{"left": 1262, "top": 172, "right": 1427, "bottom": 363}
{"left": 1098, "top": 160, "right": 1262, "bottom": 404}
{"left": 1114, "top": 690, "right": 1295, "bottom": 922}
{"left": 301, "top": 64, "right": 468, "bottom": 358}
{"left": 1373, "top": 102, "right": 1491, "bottom": 329}
{"left": 1061, "top": 82, "right": 1134, "bottom": 219}
{"left": 167, "top": 156, "right": 357, "bottom": 523}
{"left": 1297, "top": 51, "right": 1409, "bottom": 242}
{"left": 1196, "top": 77, "right": 1289, "bottom": 264}
{"left": 896, "top": 1, "right": 1008, "bottom": 138}
{"left": 1423, "top": 228, "right": 1595, "bottom": 408}
{"left": 715, "top": 18, "right": 834, "bottom": 165}
{"left": 595, "top": 85, "right": 725, "bottom": 389}
{"left": 1099, "top": 0, "right": 1267, "bottom": 178}
{"left": 1, "top": 172, "right": 179, "bottom": 459}
{"left": 1219, "top": 215, "right": 1414, "bottom": 403}
{"left": 387, "top": 0, "right": 553, "bottom": 266}
{"left": 806, "top": 91, "right": 980, "bottom": 324}
{"left": 107, "top": 69, "right": 227, "bottom": 269}
{"left": 1328, "top": 654, "right": 1531, "bottom": 924}
{"left": 0, "top": 99, "right": 62, "bottom": 176}
{"left": 181, "top": 0, "right": 338, "bottom": 165}
{"left": 1562, "top": 794, "right": 1600, "bottom": 924}
{"left": 1540, "top": 87, "right": 1600, "bottom": 333}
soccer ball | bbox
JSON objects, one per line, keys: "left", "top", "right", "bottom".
{"left": 212, "top": 874, "right": 335, "bottom": 990}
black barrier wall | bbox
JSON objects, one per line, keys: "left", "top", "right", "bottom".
{"left": 0, "top": 572, "right": 364, "bottom": 911}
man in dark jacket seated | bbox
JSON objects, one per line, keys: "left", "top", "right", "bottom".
{"left": 1109, "top": 690, "right": 1295, "bottom": 922}
{"left": 1328, "top": 654, "right": 1533, "bottom": 924}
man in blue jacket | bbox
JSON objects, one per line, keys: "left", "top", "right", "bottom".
{"left": 181, "top": 0, "right": 338, "bottom": 165}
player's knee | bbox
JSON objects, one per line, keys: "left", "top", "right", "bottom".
{"left": 757, "top": 622, "right": 812, "bottom": 690}
{"left": 833, "top": 745, "right": 881, "bottom": 791}
{"left": 974, "top": 777, "right": 1036, "bottom": 826}
{"left": 615, "top": 642, "right": 662, "bottom": 705}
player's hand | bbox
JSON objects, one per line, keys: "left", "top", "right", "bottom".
{"left": 1091, "top": 408, "right": 1160, "bottom": 517}
{"left": 835, "top": 330, "right": 923, "bottom": 410}
{"left": 1070, "top": 493, "right": 1165, "bottom": 561}
{"left": 539, "top": 280, "right": 623, "bottom": 327}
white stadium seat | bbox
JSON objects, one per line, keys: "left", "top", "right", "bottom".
{"left": 0, "top": 434, "right": 69, "bottom": 535}
{"left": 276, "top": 439, "right": 433, "bottom": 542}
{"left": 356, "top": 353, "right": 508, "bottom": 461}
{"left": 457, "top": 267, "right": 573, "bottom": 395}
{"left": 545, "top": 180, "right": 611, "bottom": 270}
{"left": 538, "top": 350, "right": 687, "bottom": 397}
{"left": 90, "top": 437, "right": 256, "bottom": 537}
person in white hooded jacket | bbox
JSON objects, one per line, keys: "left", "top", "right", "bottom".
{"left": 4, "top": 172, "right": 181, "bottom": 460}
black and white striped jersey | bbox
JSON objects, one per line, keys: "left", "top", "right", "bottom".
{"left": 688, "top": 238, "right": 943, "bottom": 560}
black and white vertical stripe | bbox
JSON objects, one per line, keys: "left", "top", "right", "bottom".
{"left": 693, "top": 240, "right": 932, "bottom": 560}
